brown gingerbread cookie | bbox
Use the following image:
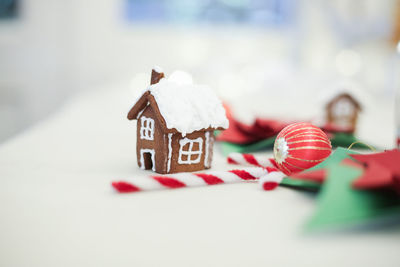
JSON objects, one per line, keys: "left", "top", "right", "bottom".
{"left": 127, "top": 67, "right": 229, "bottom": 174}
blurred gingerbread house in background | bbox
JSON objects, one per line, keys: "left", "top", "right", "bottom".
{"left": 324, "top": 93, "right": 362, "bottom": 133}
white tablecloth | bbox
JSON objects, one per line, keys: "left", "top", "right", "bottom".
{"left": 1, "top": 85, "right": 399, "bottom": 267}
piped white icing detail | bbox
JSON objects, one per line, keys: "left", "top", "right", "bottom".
{"left": 167, "top": 133, "right": 173, "bottom": 173}
{"left": 139, "top": 149, "right": 155, "bottom": 171}
{"left": 204, "top": 131, "right": 210, "bottom": 168}
{"left": 140, "top": 116, "right": 154, "bottom": 140}
{"left": 178, "top": 137, "right": 203, "bottom": 165}
{"left": 274, "top": 137, "right": 289, "bottom": 164}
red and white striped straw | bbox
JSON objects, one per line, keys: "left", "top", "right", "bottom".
{"left": 227, "top": 152, "right": 275, "bottom": 168}
{"left": 259, "top": 172, "right": 285, "bottom": 191}
{"left": 112, "top": 167, "right": 276, "bottom": 193}
{"left": 227, "top": 152, "right": 284, "bottom": 191}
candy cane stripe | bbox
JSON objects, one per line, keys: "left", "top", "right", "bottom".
{"left": 266, "top": 166, "right": 279, "bottom": 172}
{"left": 209, "top": 171, "right": 243, "bottom": 183}
{"left": 126, "top": 176, "right": 165, "bottom": 191}
{"left": 243, "top": 154, "right": 261, "bottom": 167}
{"left": 112, "top": 167, "right": 274, "bottom": 193}
{"left": 263, "top": 182, "right": 279, "bottom": 190}
{"left": 173, "top": 173, "right": 207, "bottom": 187}
{"left": 227, "top": 157, "right": 238, "bottom": 165}
{"left": 111, "top": 181, "right": 141, "bottom": 193}
{"left": 227, "top": 152, "right": 274, "bottom": 168}
{"left": 195, "top": 173, "right": 224, "bottom": 185}
{"left": 259, "top": 172, "right": 285, "bottom": 191}
{"left": 229, "top": 169, "right": 257, "bottom": 180}
{"left": 245, "top": 167, "right": 275, "bottom": 178}
{"left": 152, "top": 176, "right": 186, "bottom": 188}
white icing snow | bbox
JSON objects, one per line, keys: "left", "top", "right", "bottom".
{"left": 153, "top": 65, "right": 163, "bottom": 73}
{"left": 146, "top": 71, "right": 229, "bottom": 136}
{"left": 168, "top": 70, "right": 193, "bottom": 85}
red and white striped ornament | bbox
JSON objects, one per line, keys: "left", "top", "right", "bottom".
{"left": 112, "top": 167, "right": 277, "bottom": 193}
{"left": 273, "top": 122, "right": 331, "bottom": 176}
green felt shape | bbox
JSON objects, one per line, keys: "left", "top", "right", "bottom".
{"left": 218, "top": 137, "right": 276, "bottom": 156}
{"left": 218, "top": 131, "right": 371, "bottom": 157}
{"left": 280, "top": 178, "right": 321, "bottom": 192}
{"left": 309, "top": 147, "right": 358, "bottom": 169}
{"left": 330, "top": 133, "right": 370, "bottom": 149}
{"left": 280, "top": 148, "right": 400, "bottom": 230}
{"left": 218, "top": 132, "right": 369, "bottom": 157}
{"left": 306, "top": 155, "right": 400, "bottom": 231}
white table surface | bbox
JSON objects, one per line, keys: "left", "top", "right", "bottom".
{"left": 1, "top": 86, "right": 399, "bottom": 267}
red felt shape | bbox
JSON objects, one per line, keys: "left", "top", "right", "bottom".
{"left": 217, "top": 104, "right": 290, "bottom": 144}
{"left": 235, "top": 118, "right": 289, "bottom": 141}
{"left": 217, "top": 115, "right": 258, "bottom": 144}
{"left": 349, "top": 150, "right": 400, "bottom": 193}
{"left": 255, "top": 118, "right": 290, "bottom": 137}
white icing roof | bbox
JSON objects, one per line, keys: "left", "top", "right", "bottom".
{"left": 146, "top": 71, "right": 229, "bottom": 136}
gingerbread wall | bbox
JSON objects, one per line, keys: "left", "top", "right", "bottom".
{"left": 136, "top": 105, "right": 216, "bottom": 174}
{"left": 136, "top": 106, "right": 168, "bottom": 173}
{"left": 167, "top": 130, "right": 215, "bottom": 173}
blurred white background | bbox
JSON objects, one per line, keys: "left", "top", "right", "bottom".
{"left": 1, "top": 2, "right": 400, "bottom": 266}
{"left": 0, "top": 0, "right": 399, "bottom": 143}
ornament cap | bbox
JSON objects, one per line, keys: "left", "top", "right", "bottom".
{"left": 274, "top": 137, "right": 289, "bottom": 164}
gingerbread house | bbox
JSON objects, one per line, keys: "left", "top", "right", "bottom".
{"left": 325, "top": 92, "right": 361, "bottom": 133}
{"left": 127, "top": 68, "right": 229, "bottom": 174}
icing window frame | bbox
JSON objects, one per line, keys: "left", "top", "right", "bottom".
{"left": 140, "top": 116, "right": 155, "bottom": 140}
{"left": 178, "top": 137, "right": 203, "bottom": 164}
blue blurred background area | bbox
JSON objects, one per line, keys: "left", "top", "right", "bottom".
{"left": 0, "top": 0, "right": 18, "bottom": 19}
{"left": 0, "top": 0, "right": 399, "bottom": 143}
{"left": 124, "top": 0, "right": 297, "bottom": 27}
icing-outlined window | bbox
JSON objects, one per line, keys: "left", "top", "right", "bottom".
{"left": 178, "top": 137, "right": 203, "bottom": 164}
{"left": 140, "top": 116, "right": 154, "bottom": 140}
